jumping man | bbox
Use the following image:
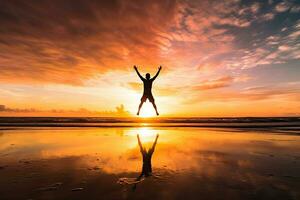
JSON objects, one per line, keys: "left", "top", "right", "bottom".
{"left": 134, "top": 65, "right": 162, "bottom": 116}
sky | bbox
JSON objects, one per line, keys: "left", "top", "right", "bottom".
{"left": 0, "top": 0, "right": 299, "bottom": 117}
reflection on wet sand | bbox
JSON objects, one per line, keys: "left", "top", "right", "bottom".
{"left": 118, "top": 134, "right": 159, "bottom": 191}
{"left": 0, "top": 127, "right": 300, "bottom": 200}
{"left": 137, "top": 134, "right": 158, "bottom": 178}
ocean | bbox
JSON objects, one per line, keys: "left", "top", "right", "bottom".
{"left": 0, "top": 117, "right": 300, "bottom": 128}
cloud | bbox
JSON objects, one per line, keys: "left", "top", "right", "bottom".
{"left": 0, "top": 0, "right": 299, "bottom": 94}
{"left": 126, "top": 82, "right": 142, "bottom": 91}
{"left": 241, "top": 85, "right": 300, "bottom": 100}
{"left": 126, "top": 82, "right": 178, "bottom": 96}
{"left": 0, "top": 104, "right": 130, "bottom": 116}
{"left": 233, "top": 74, "right": 253, "bottom": 82}
{"left": 223, "top": 18, "right": 300, "bottom": 70}
{"left": 278, "top": 45, "right": 291, "bottom": 51}
{"left": 260, "top": 13, "right": 275, "bottom": 21}
{"left": 290, "top": 5, "right": 300, "bottom": 13}
{"left": 193, "top": 76, "right": 234, "bottom": 90}
{"left": 185, "top": 82, "right": 300, "bottom": 105}
{"left": 0, "top": 0, "right": 264, "bottom": 87}
{"left": 275, "top": 1, "right": 291, "bottom": 12}
{"left": 0, "top": 0, "right": 178, "bottom": 85}
{"left": 167, "top": 1, "right": 299, "bottom": 73}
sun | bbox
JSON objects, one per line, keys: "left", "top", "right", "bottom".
{"left": 139, "top": 103, "right": 156, "bottom": 118}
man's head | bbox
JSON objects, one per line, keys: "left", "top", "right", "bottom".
{"left": 146, "top": 73, "right": 150, "bottom": 80}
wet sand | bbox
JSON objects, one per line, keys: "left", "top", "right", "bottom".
{"left": 0, "top": 127, "right": 300, "bottom": 200}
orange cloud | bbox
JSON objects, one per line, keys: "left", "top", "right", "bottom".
{"left": 184, "top": 82, "right": 300, "bottom": 104}
{"left": 126, "top": 82, "right": 178, "bottom": 96}
{"left": 0, "top": 0, "right": 299, "bottom": 117}
{"left": 0, "top": 0, "right": 179, "bottom": 85}
{"left": 193, "top": 76, "right": 234, "bottom": 90}
{"left": 0, "top": 0, "right": 276, "bottom": 86}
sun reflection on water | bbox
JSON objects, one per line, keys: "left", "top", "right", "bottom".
{"left": 128, "top": 127, "right": 157, "bottom": 143}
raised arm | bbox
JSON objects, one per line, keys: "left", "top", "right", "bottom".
{"left": 134, "top": 66, "right": 145, "bottom": 81}
{"left": 151, "top": 66, "right": 162, "bottom": 81}
{"left": 149, "top": 134, "right": 159, "bottom": 155}
{"left": 137, "top": 134, "right": 144, "bottom": 153}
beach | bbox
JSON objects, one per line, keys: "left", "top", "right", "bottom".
{"left": 1, "top": 0, "right": 300, "bottom": 199}
{"left": 1, "top": 118, "right": 300, "bottom": 200}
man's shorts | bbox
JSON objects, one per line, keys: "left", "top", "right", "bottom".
{"left": 141, "top": 94, "right": 154, "bottom": 103}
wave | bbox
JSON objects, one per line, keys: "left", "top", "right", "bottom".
{"left": 0, "top": 117, "right": 299, "bottom": 128}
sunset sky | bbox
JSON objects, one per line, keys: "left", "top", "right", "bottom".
{"left": 0, "top": 0, "right": 299, "bottom": 117}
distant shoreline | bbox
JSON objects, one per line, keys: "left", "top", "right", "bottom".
{"left": 0, "top": 116, "right": 299, "bottom": 122}
{"left": 0, "top": 117, "right": 299, "bottom": 128}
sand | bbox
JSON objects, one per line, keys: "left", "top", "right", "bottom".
{"left": 0, "top": 127, "right": 299, "bottom": 200}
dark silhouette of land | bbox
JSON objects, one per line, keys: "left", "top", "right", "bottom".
{"left": 134, "top": 66, "right": 162, "bottom": 116}
{"left": 132, "top": 134, "right": 159, "bottom": 191}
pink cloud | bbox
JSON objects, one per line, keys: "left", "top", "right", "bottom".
{"left": 275, "top": 1, "right": 291, "bottom": 12}
{"left": 193, "top": 76, "right": 234, "bottom": 90}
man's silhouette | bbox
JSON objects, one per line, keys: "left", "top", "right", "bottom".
{"left": 133, "top": 134, "right": 159, "bottom": 191}
{"left": 134, "top": 65, "right": 162, "bottom": 116}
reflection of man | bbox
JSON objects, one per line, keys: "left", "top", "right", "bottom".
{"left": 133, "top": 134, "right": 159, "bottom": 191}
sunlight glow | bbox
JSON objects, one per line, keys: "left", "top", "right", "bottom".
{"left": 139, "top": 127, "right": 156, "bottom": 140}
{"left": 127, "top": 127, "right": 157, "bottom": 144}
{"left": 139, "top": 102, "right": 156, "bottom": 118}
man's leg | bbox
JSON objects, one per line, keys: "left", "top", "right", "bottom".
{"left": 151, "top": 102, "right": 159, "bottom": 116}
{"left": 137, "top": 101, "right": 144, "bottom": 115}
{"left": 137, "top": 96, "right": 147, "bottom": 115}
{"left": 150, "top": 97, "right": 159, "bottom": 116}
